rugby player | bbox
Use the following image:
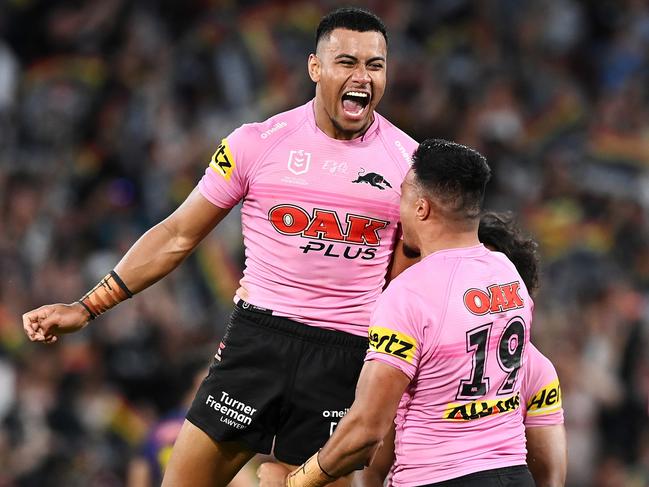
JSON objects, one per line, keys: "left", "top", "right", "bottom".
{"left": 257, "top": 212, "right": 566, "bottom": 486}
{"left": 478, "top": 212, "right": 566, "bottom": 487}
{"left": 271, "top": 140, "right": 537, "bottom": 486}
{"left": 21, "top": 7, "right": 418, "bottom": 487}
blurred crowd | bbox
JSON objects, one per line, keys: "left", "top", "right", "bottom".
{"left": 1, "top": 0, "right": 648, "bottom": 485}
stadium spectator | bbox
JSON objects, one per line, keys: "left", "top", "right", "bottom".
{"left": 2, "top": 1, "right": 648, "bottom": 485}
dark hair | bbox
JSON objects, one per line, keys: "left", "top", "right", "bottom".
{"left": 315, "top": 7, "right": 388, "bottom": 49}
{"left": 411, "top": 138, "right": 491, "bottom": 221}
{"left": 479, "top": 211, "right": 540, "bottom": 294}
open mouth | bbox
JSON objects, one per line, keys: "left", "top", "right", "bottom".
{"left": 341, "top": 91, "right": 370, "bottom": 119}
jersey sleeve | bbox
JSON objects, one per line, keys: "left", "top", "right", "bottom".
{"left": 365, "top": 281, "right": 425, "bottom": 380}
{"left": 522, "top": 344, "right": 564, "bottom": 427}
{"left": 198, "top": 125, "right": 255, "bottom": 209}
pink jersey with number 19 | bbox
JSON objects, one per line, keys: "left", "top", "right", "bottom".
{"left": 366, "top": 245, "right": 533, "bottom": 486}
{"left": 198, "top": 100, "right": 417, "bottom": 336}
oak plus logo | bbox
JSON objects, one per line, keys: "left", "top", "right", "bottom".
{"left": 268, "top": 204, "right": 389, "bottom": 260}
{"left": 287, "top": 150, "right": 311, "bottom": 175}
{"left": 463, "top": 282, "right": 525, "bottom": 315}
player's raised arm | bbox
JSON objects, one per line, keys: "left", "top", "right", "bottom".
{"left": 22, "top": 188, "right": 230, "bottom": 343}
{"left": 113, "top": 188, "right": 229, "bottom": 293}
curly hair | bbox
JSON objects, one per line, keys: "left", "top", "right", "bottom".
{"left": 478, "top": 211, "right": 540, "bottom": 295}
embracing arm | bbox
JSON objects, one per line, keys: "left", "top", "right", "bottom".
{"left": 526, "top": 424, "right": 567, "bottom": 487}
{"left": 352, "top": 424, "right": 395, "bottom": 487}
{"left": 285, "top": 361, "right": 409, "bottom": 486}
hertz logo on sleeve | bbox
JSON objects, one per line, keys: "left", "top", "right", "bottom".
{"left": 368, "top": 326, "right": 417, "bottom": 363}
{"left": 526, "top": 379, "right": 562, "bottom": 416}
{"left": 209, "top": 138, "right": 236, "bottom": 181}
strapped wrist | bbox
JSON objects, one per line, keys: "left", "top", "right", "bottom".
{"left": 78, "top": 270, "right": 133, "bottom": 320}
{"left": 286, "top": 452, "right": 336, "bottom": 487}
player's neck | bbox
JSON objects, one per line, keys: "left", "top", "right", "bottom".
{"left": 313, "top": 98, "right": 373, "bottom": 140}
{"left": 418, "top": 226, "right": 481, "bottom": 258}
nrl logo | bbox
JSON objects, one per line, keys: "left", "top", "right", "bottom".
{"left": 288, "top": 150, "right": 311, "bottom": 175}
{"left": 352, "top": 168, "right": 392, "bottom": 190}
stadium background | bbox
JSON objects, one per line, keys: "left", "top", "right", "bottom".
{"left": 1, "top": 0, "right": 648, "bottom": 485}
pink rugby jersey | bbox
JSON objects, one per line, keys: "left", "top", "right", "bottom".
{"left": 366, "top": 245, "right": 533, "bottom": 486}
{"left": 198, "top": 100, "right": 417, "bottom": 336}
{"left": 521, "top": 343, "right": 564, "bottom": 427}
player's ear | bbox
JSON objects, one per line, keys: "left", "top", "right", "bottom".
{"left": 308, "top": 53, "right": 321, "bottom": 82}
{"left": 416, "top": 197, "right": 430, "bottom": 221}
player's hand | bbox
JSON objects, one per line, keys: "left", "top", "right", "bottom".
{"left": 22, "top": 302, "right": 91, "bottom": 344}
{"left": 257, "top": 462, "right": 291, "bottom": 487}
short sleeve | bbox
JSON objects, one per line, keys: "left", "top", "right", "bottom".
{"left": 522, "top": 344, "right": 564, "bottom": 427}
{"left": 365, "top": 282, "right": 424, "bottom": 380}
{"left": 198, "top": 125, "right": 252, "bottom": 209}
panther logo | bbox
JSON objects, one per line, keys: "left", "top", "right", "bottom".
{"left": 352, "top": 168, "right": 392, "bottom": 190}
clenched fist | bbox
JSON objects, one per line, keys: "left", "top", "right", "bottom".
{"left": 22, "top": 302, "right": 91, "bottom": 344}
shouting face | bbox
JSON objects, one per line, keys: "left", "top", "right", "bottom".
{"left": 309, "top": 28, "right": 387, "bottom": 140}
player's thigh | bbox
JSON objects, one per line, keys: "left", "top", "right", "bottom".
{"left": 162, "top": 420, "right": 255, "bottom": 487}
{"left": 279, "top": 462, "right": 354, "bottom": 487}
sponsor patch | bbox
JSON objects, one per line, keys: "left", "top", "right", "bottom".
{"left": 368, "top": 326, "right": 417, "bottom": 363}
{"left": 205, "top": 391, "right": 257, "bottom": 430}
{"left": 444, "top": 392, "right": 520, "bottom": 421}
{"left": 526, "top": 379, "right": 562, "bottom": 416}
{"left": 209, "top": 138, "right": 235, "bottom": 181}
{"left": 463, "top": 281, "right": 524, "bottom": 315}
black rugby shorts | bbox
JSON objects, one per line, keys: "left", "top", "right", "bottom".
{"left": 418, "top": 465, "right": 535, "bottom": 487}
{"left": 186, "top": 300, "right": 368, "bottom": 465}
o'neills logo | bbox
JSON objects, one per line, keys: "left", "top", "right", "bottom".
{"left": 463, "top": 282, "right": 524, "bottom": 315}
{"left": 444, "top": 392, "right": 520, "bottom": 421}
{"left": 205, "top": 392, "right": 257, "bottom": 430}
{"left": 260, "top": 121, "right": 287, "bottom": 139}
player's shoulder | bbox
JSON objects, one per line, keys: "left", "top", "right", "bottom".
{"left": 488, "top": 249, "right": 519, "bottom": 271}
{"left": 526, "top": 343, "right": 556, "bottom": 375}
{"left": 231, "top": 103, "right": 307, "bottom": 145}
{"left": 383, "top": 256, "right": 446, "bottom": 305}
{"left": 374, "top": 112, "right": 418, "bottom": 166}
{"left": 375, "top": 111, "right": 417, "bottom": 143}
